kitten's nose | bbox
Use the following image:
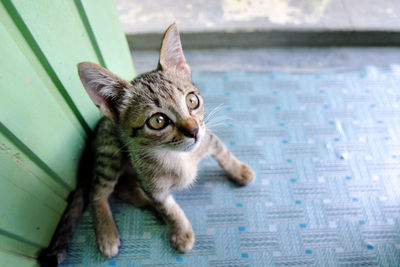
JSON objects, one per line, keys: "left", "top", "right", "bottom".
{"left": 182, "top": 126, "right": 199, "bottom": 138}
{"left": 178, "top": 119, "right": 199, "bottom": 138}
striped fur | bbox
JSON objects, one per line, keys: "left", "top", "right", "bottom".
{"left": 39, "top": 24, "right": 255, "bottom": 265}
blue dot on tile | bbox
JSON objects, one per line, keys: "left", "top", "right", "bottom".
{"left": 329, "top": 121, "right": 335, "bottom": 125}
{"left": 370, "top": 104, "right": 376, "bottom": 108}
{"left": 300, "top": 223, "right": 306, "bottom": 228}
{"left": 352, "top": 198, "right": 358, "bottom": 202}
{"left": 323, "top": 104, "right": 330, "bottom": 109}
{"left": 223, "top": 76, "right": 228, "bottom": 81}
{"left": 287, "top": 159, "right": 293, "bottom": 163}
{"left": 295, "top": 200, "right": 301, "bottom": 205}
{"left": 346, "top": 176, "right": 352, "bottom": 180}
{"left": 238, "top": 227, "right": 246, "bottom": 232}
{"left": 275, "top": 106, "right": 281, "bottom": 110}
{"left": 334, "top": 137, "right": 340, "bottom": 142}
{"left": 225, "top": 107, "right": 232, "bottom": 112}
{"left": 290, "top": 178, "right": 297, "bottom": 183}
{"left": 377, "top": 120, "right": 383, "bottom": 124}
{"left": 229, "top": 141, "right": 236, "bottom": 146}
{"left": 305, "top": 250, "right": 312, "bottom": 254}
{"left": 273, "top": 91, "right": 278, "bottom": 95}
{"left": 113, "top": 210, "right": 120, "bottom": 214}
{"left": 242, "top": 253, "right": 249, "bottom": 258}
{"left": 236, "top": 203, "right": 243, "bottom": 207}
{"left": 282, "top": 140, "right": 288, "bottom": 144}
{"left": 384, "top": 136, "right": 390, "bottom": 141}
{"left": 359, "top": 220, "right": 365, "bottom": 225}
{"left": 367, "top": 245, "right": 374, "bottom": 250}
{"left": 224, "top": 92, "right": 231, "bottom": 96}
{"left": 279, "top": 123, "right": 285, "bottom": 127}
{"left": 108, "top": 261, "right": 116, "bottom": 266}
{"left": 176, "top": 257, "right": 183, "bottom": 262}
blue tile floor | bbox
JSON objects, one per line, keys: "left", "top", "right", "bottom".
{"left": 62, "top": 65, "right": 400, "bottom": 266}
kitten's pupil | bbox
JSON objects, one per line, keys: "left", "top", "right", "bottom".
{"left": 156, "top": 116, "right": 164, "bottom": 124}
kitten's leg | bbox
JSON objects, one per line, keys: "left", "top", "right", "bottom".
{"left": 150, "top": 192, "right": 195, "bottom": 252}
{"left": 91, "top": 178, "right": 120, "bottom": 258}
{"left": 90, "top": 118, "right": 124, "bottom": 258}
{"left": 207, "top": 132, "right": 255, "bottom": 185}
{"left": 91, "top": 149, "right": 122, "bottom": 257}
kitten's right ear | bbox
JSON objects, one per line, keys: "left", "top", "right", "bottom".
{"left": 157, "top": 23, "right": 191, "bottom": 79}
{"left": 78, "top": 62, "right": 130, "bottom": 122}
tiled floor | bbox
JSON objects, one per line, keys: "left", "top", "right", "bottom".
{"left": 62, "top": 57, "right": 400, "bottom": 266}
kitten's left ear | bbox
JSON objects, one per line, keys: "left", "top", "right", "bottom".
{"left": 158, "top": 23, "right": 191, "bottom": 79}
{"left": 78, "top": 62, "right": 131, "bottom": 122}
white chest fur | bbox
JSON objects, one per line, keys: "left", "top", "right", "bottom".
{"left": 155, "top": 150, "right": 199, "bottom": 189}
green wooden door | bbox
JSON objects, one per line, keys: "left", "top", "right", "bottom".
{"left": 0, "top": 0, "right": 135, "bottom": 265}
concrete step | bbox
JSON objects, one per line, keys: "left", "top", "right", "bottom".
{"left": 116, "top": 0, "right": 400, "bottom": 50}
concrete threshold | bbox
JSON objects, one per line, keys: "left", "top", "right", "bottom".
{"left": 127, "top": 30, "right": 400, "bottom": 51}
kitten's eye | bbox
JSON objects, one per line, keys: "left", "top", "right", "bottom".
{"left": 147, "top": 113, "right": 169, "bottom": 130}
{"left": 186, "top": 93, "right": 199, "bottom": 110}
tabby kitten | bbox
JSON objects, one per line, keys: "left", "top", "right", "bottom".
{"left": 39, "top": 24, "right": 254, "bottom": 265}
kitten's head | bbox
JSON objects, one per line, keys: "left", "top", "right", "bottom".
{"left": 78, "top": 24, "right": 205, "bottom": 152}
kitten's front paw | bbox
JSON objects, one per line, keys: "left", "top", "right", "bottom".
{"left": 230, "top": 163, "right": 255, "bottom": 186}
{"left": 97, "top": 229, "right": 120, "bottom": 258}
{"left": 170, "top": 227, "right": 195, "bottom": 253}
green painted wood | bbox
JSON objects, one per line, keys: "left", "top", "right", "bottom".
{"left": 1, "top": 1, "right": 91, "bottom": 135}
{"left": 0, "top": 168, "right": 62, "bottom": 247}
{"left": 0, "top": 3, "right": 87, "bottom": 139}
{"left": 0, "top": 144, "right": 67, "bottom": 215}
{"left": 0, "top": 13, "right": 87, "bottom": 189}
{"left": 77, "top": 0, "right": 136, "bottom": 80}
{"left": 0, "top": 231, "right": 40, "bottom": 259}
{"left": 0, "top": 130, "right": 70, "bottom": 200}
{"left": 0, "top": 249, "right": 38, "bottom": 267}
{"left": 0, "top": 0, "right": 135, "bottom": 263}
{"left": 6, "top": 0, "right": 103, "bottom": 129}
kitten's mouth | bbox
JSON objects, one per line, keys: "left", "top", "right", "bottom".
{"left": 165, "top": 131, "right": 202, "bottom": 152}
{"left": 184, "top": 136, "right": 200, "bottom": 152}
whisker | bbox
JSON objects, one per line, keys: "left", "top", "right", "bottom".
{"left": 206, "top": 114, "right": 233, "bottom": 126}
{"left": 112, "top": 138, "right": 136, "bottom": 157}
{"left": 204, "top": 104, "right": 226, "bottom": 124}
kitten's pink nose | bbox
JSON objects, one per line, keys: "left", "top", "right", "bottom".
{"left": 182, "top": 126, "right": 199, "bottom": 138}
{"left": 178, "top": 119, "right": 199, "bottom": 138}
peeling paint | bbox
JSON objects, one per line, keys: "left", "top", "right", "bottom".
{"left": 222, "top": 0, "right": 330, "bottom": 25}
{"left": 1, "top": 143, "right": 23, "bottom": 165}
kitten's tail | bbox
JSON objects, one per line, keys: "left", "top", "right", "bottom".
{"left": 38, "top": 135, "right": 93, "bottom": 267}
